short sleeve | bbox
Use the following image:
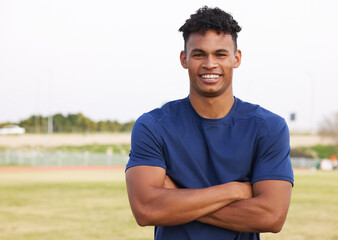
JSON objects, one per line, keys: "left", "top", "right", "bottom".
{"left": 252, "top": 118, "right": 294, "bottom": 186}
{"left": 126, "top": 113, "right": 166, "bottom": 170}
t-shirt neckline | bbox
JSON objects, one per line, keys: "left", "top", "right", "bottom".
{"left": 185, "top": 96, "right": 238, "bottom": 124}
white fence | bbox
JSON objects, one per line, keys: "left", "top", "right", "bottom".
{"left": 291, "top": 157, "right": 319, "bottom": 168}
{"left": 0, "top": 150, "right": 128, "bottom": 167}
{"left": 0, "top": 150, "right": 318, "bottom": 168}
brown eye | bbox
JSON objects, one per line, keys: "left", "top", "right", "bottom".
{"left": 193, "top": 54, "right": 205, "bottom": 59}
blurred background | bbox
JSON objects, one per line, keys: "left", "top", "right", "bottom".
{"left": 0, "top": 1, "right": 337, "bottom": 239}
{"left": 1, "top": 0, "right": 337, "bottom": 165}
{"left": 0, "top": 0, "right": 337, "bottom": 132}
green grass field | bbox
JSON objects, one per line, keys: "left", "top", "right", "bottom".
{"left": 0, "top": 169, "right": 338, "bottom": 240}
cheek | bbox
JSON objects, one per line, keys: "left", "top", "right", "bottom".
{"left": 221, "top": 62, "right": 235, "bottom": 72}
{"left": 188, "top": 69, "right": 195, "bottom": 81}
{"left": 187, "top": 63, "right": 198, "bottom": 75}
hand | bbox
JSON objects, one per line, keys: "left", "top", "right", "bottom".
{"left": 163, "top": 175, "right": 178, "bottom": 189}
{"left": 226, "top": 181, "right": 253, "bottom": 200}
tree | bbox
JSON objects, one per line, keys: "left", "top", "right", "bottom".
{"left": 0, "top": 122, "right": 15, "bottom": 128}
{"left": 97, "top": 120, "right": 122, "bottom": 132}
{"left": 19, "top": 115, "right": 48, "bottom": 133}
{"left": 121, "top": 120, "right": 135, "bottom": 132}
{"left": 53, "top": 113, "right": 67, "bottom": 132}
{"left": 3, "top": 113, "right": 135, "bottom": 133}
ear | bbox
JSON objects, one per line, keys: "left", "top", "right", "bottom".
{"left": 234, "top": 49, "right": 242, "bottom": 68}
{"left": 180, "top": 51, "right": 188, "bottom": 69}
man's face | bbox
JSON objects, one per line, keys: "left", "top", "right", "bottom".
{"left": 180, "top": 30, "right": 241, "bottom": 98}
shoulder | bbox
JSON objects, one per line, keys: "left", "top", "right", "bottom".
{"left": 137, "top": 98, "right": 188, "bottom": 124}
{"left": 155, "top": 98, "right": 189, "bottom": 118}
{"left": 234, "top": 98, "right": 287, "bottom": 135}
{"left": 133, "top": 97, "right": 188, "bottom": 133}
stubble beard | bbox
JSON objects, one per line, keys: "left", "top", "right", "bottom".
{"left": 189, "top": 79, "right": 233, "bottom": 99}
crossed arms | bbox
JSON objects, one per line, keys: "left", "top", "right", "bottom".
{"left": 125, "top": 165, "right": 292, "bottom": 233}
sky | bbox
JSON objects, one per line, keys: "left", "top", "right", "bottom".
{"left": 1, "top": 0, "right": 337, "bottom": 132}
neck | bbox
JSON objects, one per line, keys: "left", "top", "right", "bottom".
{"left": 189, "top": 90, "right": 234, "bottom": 119}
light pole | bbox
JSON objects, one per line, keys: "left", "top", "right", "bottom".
{"left": 48, "top": 69, "right": 53, "bottom": 134}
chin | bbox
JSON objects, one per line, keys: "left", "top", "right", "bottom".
{"left": 200, "top": 91, "right": 224, "bottom": 98}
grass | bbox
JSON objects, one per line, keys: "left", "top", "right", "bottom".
{"left": 0, "top": 169, "right": 338, "bottom": 240}
{"left": 0, "top": 170, "right": 153, "bottom": 240}
{"left": 2, "top": 143, "right": 336, "bottom": 160}
{"left": 2, "top": 142, "right": 335, "bottom": 160}
{"left": 51, "top": 144, "right": 131, "bottom": 155}
{"left": 261, "top": 171, "right": 338, "bottom": 240}
{"left": 293, "top": 145, "right": 338, "bottom": 159}
{"left": 0, "top": 144, "right": 131, "bottom": 155}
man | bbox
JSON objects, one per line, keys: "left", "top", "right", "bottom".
{"left": 126, "top": 6, "right": 293, "bottom": 240}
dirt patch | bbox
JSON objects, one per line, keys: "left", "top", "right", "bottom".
{"left": 290, "top": 135, "right": 336, "bottom": 147}
{"left": 0, "top": 133, "right": 131, "bottom": 148}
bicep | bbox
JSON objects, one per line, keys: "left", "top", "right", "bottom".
{"left": 126, "top": 165, "right": 166, "bottom": 207}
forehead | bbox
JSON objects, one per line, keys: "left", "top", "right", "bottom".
{"left": 186, "top": 30, "right": 235, "bottom": 52}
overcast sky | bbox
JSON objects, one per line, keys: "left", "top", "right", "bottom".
{"left": 1, "top": 0, "right": 337, "bottom": 132}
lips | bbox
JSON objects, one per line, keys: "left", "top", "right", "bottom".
{"left": 200, "top": 74, "right": 221, "bottom": 83}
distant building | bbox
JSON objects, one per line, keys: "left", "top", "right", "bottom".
{"left": 0, "top": 125, "right": 25, "bottom": 135}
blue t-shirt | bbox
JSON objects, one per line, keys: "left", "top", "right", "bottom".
{"left": 126, "top": 96, "right": 294, "bottom": 240}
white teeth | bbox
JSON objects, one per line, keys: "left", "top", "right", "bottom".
{"left": 201, "top": 74, "right": 220, "bottom": 79}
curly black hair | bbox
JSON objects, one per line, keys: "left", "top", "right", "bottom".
{"left": 179, "top": 6, "right": 241, "bottom": 51}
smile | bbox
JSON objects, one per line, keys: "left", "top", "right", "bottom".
{"left": 200, "top": 74, "right": 221, "bottom": 83}
{"left": 200, "top": 74, "right": 221, "bottom": 79}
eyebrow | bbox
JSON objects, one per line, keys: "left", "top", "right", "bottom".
{"left": 215, "top": 49, "right": 230, "bottom": 53}
{"left": 191, "top": 48, "right": 230, "bottom": 53}
{"left": 191, "top": 49, "right": 205, "bottom": 53}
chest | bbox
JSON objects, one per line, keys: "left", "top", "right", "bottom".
{"left": 160, "top": 119, "right": 258, "bottom": 188}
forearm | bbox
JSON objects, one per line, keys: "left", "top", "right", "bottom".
{"left": 128, "top": 182, "right": 247, "bottom": 226}
{"left": 198, "top": 196, "right": 277, "bottom": 232}
{"left": 197, "top": 180, "right": 292, "bottom": 233}
{"left": 126, "top": 166, "right": 253, "bottom": 227}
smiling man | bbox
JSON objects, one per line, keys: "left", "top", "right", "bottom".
{"left": 125, "top": 6, "right": 293, "bottom": 240}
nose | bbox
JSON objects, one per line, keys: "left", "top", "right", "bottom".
{"left": 202, "top": 55, "right": 218, "bottom": 69}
